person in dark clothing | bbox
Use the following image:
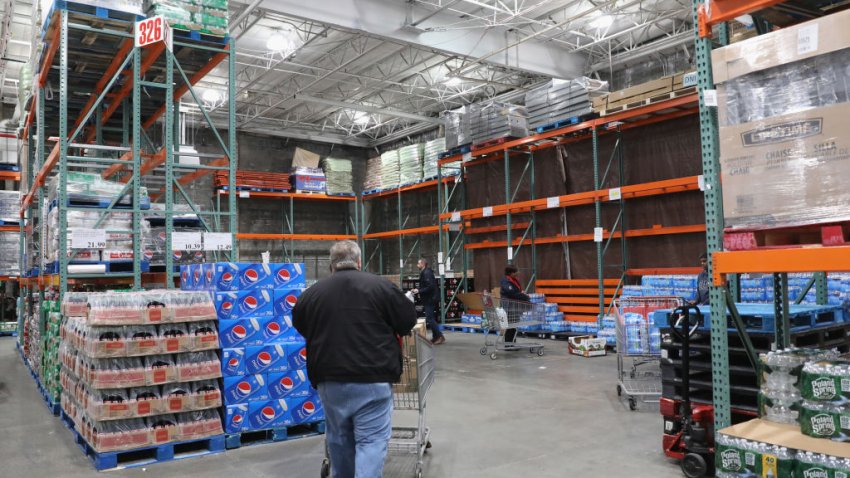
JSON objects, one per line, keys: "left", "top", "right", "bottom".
{"left": 412, "top": 257, "right": 444, "bottom": 345}
{"left": 694, "top": 252, "right": 710, "bottom": 306}
{"left": 293, "top": 240, "right": 417, "bottom": 478}
{"left": 500, "top": 264, "right": 530, "bottom": 344}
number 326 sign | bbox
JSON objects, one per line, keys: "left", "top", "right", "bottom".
{"left": 135, "top": 16, "right": 172, "bottom": 50}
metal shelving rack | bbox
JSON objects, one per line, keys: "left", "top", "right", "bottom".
{"left": 695, "top": 0, "right": 844, "bottom": 430}
{"left": 436, "top": 94, "right": 705, "bottom": 325}
{"left": 17, "top": 5, "right": 238, "bottom": 301}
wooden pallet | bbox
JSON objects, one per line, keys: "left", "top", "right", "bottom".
{"left": 599, "top": 87, "right": 697, "bottom": 116}
{"left": 225, "top": 421, "right": 325, "bottom": 449}
{"left": 724, "top": 222, "right": 850, "bottom": 251}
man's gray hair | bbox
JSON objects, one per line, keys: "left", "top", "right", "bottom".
{"left": 330, "top": 240, "right": 361, "bottom": 271}
{"left": 419, "top": 257, "right": 429, "bottom": 267}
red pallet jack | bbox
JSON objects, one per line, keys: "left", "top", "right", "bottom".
{"left": 662, "top": 305, "right": 716, "bottom": 478}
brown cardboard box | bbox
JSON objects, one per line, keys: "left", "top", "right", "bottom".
{"left": 720, "top": 418, "right": 850, "bottom": 459}
{"left": 292, "top": 147, "right": 321, "bottom": 168}
{"left": 568, "top": 335, "right": 607, "bottom": 357}
{"left": 591, "top": 95, "right": 608, "bottom": 111}
{"left": 711, "top": 9, "right": 850, "bottom": 83}
{"left": 605, "top": 77, "right": 673, "bottom": 108}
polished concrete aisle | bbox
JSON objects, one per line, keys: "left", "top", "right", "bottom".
{"left": 0, "top": 333, "right": 681, "bottom": 477}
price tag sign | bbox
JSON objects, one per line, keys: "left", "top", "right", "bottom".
{"left": 797, "top": 24, "right": 818, "bottom": 55}
{"left": 445, "top": 258, "right": 452, "bottom": 271}
{"left": 239, "top": 191, "right": 250, "bottom": 198}
{"left": 399, "top": 259, "right": 404, "bottom": 269}
{"left": 507, "top": 247, "right": 513, "bottom": 261}
{"left": 437, "top": 252, "right": 443, "bottom": 263}
{"left": 203, "top": 233, "right": 232, "bottom": 251}
{"left": 71, "top": 229, "right": 107, "bottom": 249}
{"left": 703, "top": 89, "right": 718, "bottom": 107}
{"left": 608, "top": 187, "right": 621, "bottom": 201}
{"left": 546, "top": 196, "right": 560, "bottom": 209}
{"left": 482, "top": 206, "right": 493, "bottom": 217}
{"left": 135, "top": 16, "right": 172, "bottom": 50}
{"left": 450, "top": 211, "right": 461, "bottom": 222}
{"left": 438, "top": 264, "right": 446, "bottom": 276}
{"left": 697, "top": 175, "right": 706, "bottom": 191}
{"left": 172, "top": 232, "right": 203, "bottom": 251}
{"left": 593, "top": 227, "right": 604, "bottom": 243}
{"left": 462, "top": 152, "right": 472, "bottom": 162}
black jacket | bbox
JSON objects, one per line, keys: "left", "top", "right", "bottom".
{"left": 695, "top": 269, "right": 710, "bottom": 305}
{"left": 500, "top": 276, "right": 530, "bottom": 302}
{"left": 418, "top": 266, "right": 438, "bottom": 305}
{"left": 292, "top": 268, "right": 417, "bottom": 386}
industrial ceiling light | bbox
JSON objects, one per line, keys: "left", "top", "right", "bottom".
{"left": 267, "top": 24, "right": 298, "bottom": 53}
{"left": 266, "top": 32, "right": 287, "bottom": 51}
{"left": 202, "top": 89, "right": 222, "bottom": 104}
{"left": 444, "top": 76, "right": 462, "bottom": 87}
{"left": 353, "top": 111, "right": 370, "bottom": 125}
{"left": 591, "top": 14, "right": 614, "bottom": 29}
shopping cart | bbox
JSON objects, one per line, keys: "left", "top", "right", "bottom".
{"left": 614, "top": 296, "right": 684, "bottom": 411}
{"left": 320, "top": 332, "right": 435, "bottom": 478}
{"left": 478, "top": 292, "right": 546, "bottom": 360}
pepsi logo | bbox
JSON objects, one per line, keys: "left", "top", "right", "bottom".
{"left": 230, "top": 325, "right": 246, "bottom": 339}
{"left": 258, "top": 351, "right": 272, "bottom": 366}
{"left": 261, "top": 406, "right": 276, "bottom": 421}
{"left": 301, "top": 401, "right": 316, "bottom": 415}
{"left": 143, "top": 250, "right": 154, "bottom": 261}
{"left": 280, "top": 377, "right": 294, "bottom": 391}
{"left": 244, "top": 269, "right": 259, "bottom": 283}
{"left": 181, "top": 270, "right": 188, "bottom": 281}
{"left": 227, "top": 358, "right": 239, "bottom": 367}
{"left": 243, "top": 295, "right": 259, "bottom": 310}
{"left": 265, "top": 321, "right": 281, "bottom": 336}
{"left": 206, "top": 269, "right": 212, "bottom": 282}
{"left": 194, "top": 251, "right": 204, "bottom": 260}
{"left": 193, "top": 269, "right": 200, "bottom": 281}
{"left": 236, "top": 382, "right": 252, "bottom": 397}
{"left": 222, "top": 301, "right": 234, "bottom": 312}
{"left": 221, "top": 272, "right": 234, "bottom": 283}
{"left": 232, "top": 414, "right": 243, "bottom": 425}
{"left": 298, "top": 348, "right": 307, "bottom": 360}
{"left": 277, "top": 269, "right": 291, "bottom": 283}
{"left": 158, "top": 232, "right": 167, "bottom": 241}
{"left": 174, "top": 251, "right": 184, "bottom": 260}
{"left": 285, "top": 295, "right": 298, "bottom": 308}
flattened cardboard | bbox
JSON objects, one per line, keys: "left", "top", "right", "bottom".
{"left": 720, "top": 418, "right": 850, "bottom": 459}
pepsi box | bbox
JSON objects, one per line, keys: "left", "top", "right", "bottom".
{"left": 219, "top": 318, "right": 263, "bottom": 348}
{"left": 214, "top": 289, "right": 274, "bottom": 320}
{"left": 222, "top": 348, "right": 246, "bottom": 377}
{"left": 290, "top": 392, "right": 324, "bottom": 424}
{"left": 287, "top": 340, "right": 307, "bottom": 370}
{"left": 268, "top": 369, "right": 311, "bottom": 400}
{"left": 247, "top": 399, "right": 293, "bottom": 430}
{"left": 258, "top": 316, "right": 300, "bottom": 343}
{"left": 224, "top": 404, "right": 249, "bottom": 433}
{"left": 223, "top": 374, "right": 269, "bottom": 404}
{"left": 209, "top": 262, "right": 276, "bottom": 291}
{"left": 274, "top": 288, "right": 304, "bottom": 317}
{"left": 272, "top": 264, "right": 306, "bottom": 289}
{"left": 245, "top": 344, "right": 289, "bottom": 374}
{"left": 180, "top": 265, "right": 191, "bottom": 290}
{"left": 199, "top": 262, "right": 214, "bottom": 290}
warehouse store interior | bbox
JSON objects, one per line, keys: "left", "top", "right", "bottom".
{"left": 1, "top": 0, "right": 849, "bottom": 477}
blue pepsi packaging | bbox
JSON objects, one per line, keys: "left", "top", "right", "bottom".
{"left": 219, "top": 318, "right": 263, "bottom": 348}
{"left": 209, "top": 262, "right": 274, "bottom": 291}
{"left": 180, "top": 265, "right": 191, "bottom": 290}
{"left": 224, "top": 404, "right": 249, "bottom": 433}
{"left": 268, "top": 369, "right": 311, "bottom": 400}
{"left": 291, "top": 393, "right": 324, "bottom": 424}
{"left": 222, "top": 348, "right": 246, "bottom": 376}
{"left": 271, "top": 263, "right": 306, "bottom": 289}
{"left": 224, "top": 374, "right": 269, "bottom": 404}
{"left": 214, "top": 289, "right": 274, "bottom": 320}
{"left": 247, "top": 399, "right": 292, "bottom": 430}
{"left": 287, "top": 341, "right": 307, "bottom": 370}
{"left": 274, "top": 288, "right": 303, "bottom": 317}
{"left": 245, "top": 344, "right": 289, "bottom": 374}
{"left": 258, "top": 316, "right": 299, "bottom": 343}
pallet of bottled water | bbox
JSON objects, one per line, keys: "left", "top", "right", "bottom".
{"left": 716, "top": 432, "right": 850, "bottom": 477}
{"left": 759, "top": 348, "right": 839, "bottom": 425}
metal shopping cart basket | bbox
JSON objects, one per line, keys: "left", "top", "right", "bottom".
{"left": 320, "top": 333, "right": 435, "bottom": 478}
{"left": 479, "top": 292, "right": 546, "bottom": 360}
{"left": 614, "top": 296, "right": 684, "bottom": 411}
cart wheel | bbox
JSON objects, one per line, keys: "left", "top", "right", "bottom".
{"left": 628, "top": 397, "right": 637, "bottom": 411}
{"left": 616, "top": 385, "right": 622, "bottom": 397}
{"left": 426, "top": 441, "right": 432, "bottom": 449}
{"left": 537, "top": 348, "right": 545, "bottom": 357}
{"left": 415, "top": 463, "right": 423, "bottom": 478}
{"left": 480, "top": 347, "right": 488, "bottom": 355}
{"left": 320, "top": 459, "right": 330, "bottom": 478}
{"left": 528, "top": 348, "right": 535, "bottom": 354}
{"left": 490, "top": 352, "right": 497, "bottom": 360}
{"left": 681, "top": 453, "right": 709, "bottom": 478}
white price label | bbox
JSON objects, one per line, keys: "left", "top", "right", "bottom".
{"left": 135, "top": 16, "right": 172, "bottom": 50}
{"left": 703, "top": 89, "right": 718, "bottom": 107}
{"left": 71, "top": 229, "right": 107, "bottom": 249}
{"left": 239, "top": 190, "right": 250, "bottom": 198}
{"left": 546, "top": 196, "right": 560, "bottom": 209}
{"left": 682, "top": 72, "right": 698, "bottom": 88}
{"left": 462, "top": 152, "right": 472, "bottom": 162}
{"left": 437, "top": 252, "right": 443, "bottom": 263}
{"left": 399, "top": 259, "right": 404, "bottom": 269}
{"left": 697, "top": 175, "right": 706, "bottom": 191}
{"left": 593, "top": 227, "right": 604, "bottom": 243}
{"left": 507, "top": 247, "right": 513, "bottom": 261}
{"left": 797, "top": 24, "right": 818, "bottom": 55}
{"left": 608, "top": 187, "right": 621, "bottom": 201}
{"left": 445, "top": 257, "right": 451, "bottom": 271}
{"left": 203, "top": 232, "right": 232, "bottom": 251}
{"left": 172, "top": 232, "right": 203, "bottom": 251}
{"left": 482, "top": 206, "right": 493, "bottom": 217}
{"left": 438, "top": 264, "right": 445, "bottom": 275}
{"left": 450, "top": 211, "right": 461, "bottom": 222}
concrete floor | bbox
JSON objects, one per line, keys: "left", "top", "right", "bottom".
{"left": 0, "top": 332, "right": 682, "bottom": 478}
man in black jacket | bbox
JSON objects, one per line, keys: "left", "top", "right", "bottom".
{"left": 293, "top": 240, "right": 417, "bottom": 478}
{"left": 412, "top": 257, "right": 445, "bottom": 345}
{"left": 500, "top": 264, "right": 530, "bottom": 344}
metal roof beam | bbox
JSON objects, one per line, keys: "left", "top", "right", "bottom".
{"left": 293, "top": 94, "right": 443, "bottom": 124}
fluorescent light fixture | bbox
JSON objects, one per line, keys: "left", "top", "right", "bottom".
{"left": 267, "top": 32, "right": 288, "bottom": 51}
{"left": 353, "top": 112, "right": 370, "bottom": 125}
{"left": 591, "top": 14, "right": 614, "bottom": 29}
{"left": 202, "top": 89, "right": 222, "bottom": 103}
{"left": 444, "top": 76, "right": 462, "bottom": 87}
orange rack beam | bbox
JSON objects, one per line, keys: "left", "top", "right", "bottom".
{"left": 238, "top": 233, "right": 357, "bottom": 241}
{"left": 363, "top": 225, "right": 446, "bottom": 240}
{"left": 0, "top": 171, "right": 20, "bottom": 181}
{"left": 536, "top": 279, "right": 620, "bottom": 287}
{"left": 151, "top": 157, "right": 228, "bottom": 201}
{"left": 0, "top": 275, "right": 18, "bottom": 281}
{"left": 0, "top": 225, "right": 18, "bottom": 232}
{"left": 440, "top": 175, "right": 700, "bottom": 222}
{"left": 697, "top": 0, "right": 785, "bottom": 37}
{"left": 362, "top": 176, "right": 458, "bottom": 199}
{"left": 465, "top": 223, "right": 705, "bottom": 249}
{"left": 626, "top": 267, "right": 703, "bottom": 276}
{"left": 218, "top": 190, "right": 355, "bottom": 202}
{"left": 465, "top": 222, "right": 530, "bottom": 235}
{"left": 712, "top": 247, "right": 850, "bottom": 286}
{"left": 537, "top": 287, "right": 620, "bottom": 295}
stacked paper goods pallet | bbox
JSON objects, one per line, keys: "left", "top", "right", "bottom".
{"left": 524, "top": 77, "right": 607, "bottom": 130}
{"left": 398, "top": 145, "right": 422, "bottom": 185}
{"left": 443, "top": 109, "right": 469, "bottom": 150}
{"left": 380, "top": 150, "right": 400, "bottom": 189}
{"left": 145, "top": 0, "right": 229, "bottom": 36}
{"left": 59, "top": 290, "right": 224, "bottom": 453}
{"left": 422, "top": 138, "right": 445, "bottom": 179}
{"left": 466, "top": 102, "right": 528, "bottom": 145}
{"left": 363, "top": 156, "right": 382, "bottom": 192}
{"left": 323, "top": 158, "right": 354, "bottom": 195}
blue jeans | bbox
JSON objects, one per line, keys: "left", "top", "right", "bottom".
{"left": 318, "top": 382, "right": 393, "bottom": 478}
{"left": 424, "top": 302, "right": 443, "bottom": 340}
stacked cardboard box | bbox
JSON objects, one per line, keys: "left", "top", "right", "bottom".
{"left": 398, "top": 144, "right": 423, "bottom": 185}
{"left": 323, "top": 157, "right": 354, "bottom": 195}
{"left": 466, "top": 102, "right": 528, "bottom": 145}
{"left": 524, "top": 77, "right": 607, "bottom": 130}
